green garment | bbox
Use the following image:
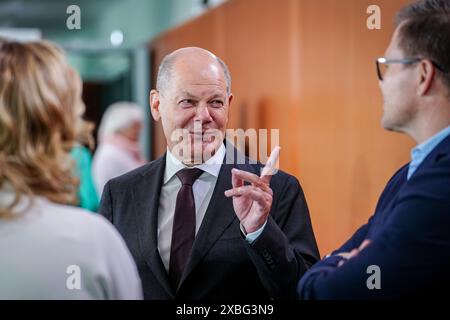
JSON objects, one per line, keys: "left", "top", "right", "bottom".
{"left": 70, "top": 145, "right": 99, "bottom": 212}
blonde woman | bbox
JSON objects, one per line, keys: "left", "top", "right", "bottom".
{"left": 0, "top": 38, "right": 142, "bottom": 299}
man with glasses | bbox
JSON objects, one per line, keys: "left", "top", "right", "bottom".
{"left": 298, "top": 0, "right": 450, "bottom": 299}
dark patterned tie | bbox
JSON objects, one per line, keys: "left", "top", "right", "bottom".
{"left": 169, "top": 168, "right": 203, "bottom": 289}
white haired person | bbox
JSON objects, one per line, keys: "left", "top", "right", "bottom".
{"left": 0, "top": 38, "right": 142, "bottom": 299}
{"left": 92, "top": 102, "right": 146, "bottom": 196}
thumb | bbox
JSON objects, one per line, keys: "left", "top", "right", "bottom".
{"left": 260, "top": 146, "right": 281, "bottom": 184}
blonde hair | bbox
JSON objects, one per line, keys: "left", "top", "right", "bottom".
{"left": 0, "top": 38, "right": 93, "bottom": 218}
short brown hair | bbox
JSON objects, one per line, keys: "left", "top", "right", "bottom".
{"left": 396, "top": 0, "right": 450, "bottom": 94}
{"left": 0, "top": 38, "right": 93, "bottom": 218}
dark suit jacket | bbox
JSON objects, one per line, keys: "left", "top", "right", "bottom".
{"left": 298, "top": 134, "right": 450, "bottom": 299}
{"left": 99, "top": 147, "right": 319, "bottom": 300}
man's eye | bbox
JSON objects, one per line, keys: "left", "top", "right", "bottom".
{"left": 209, "top": 100, "right": 224, "bottom": 108}
{"left": 179, "top": 99, "right": 195, "bottom": 107}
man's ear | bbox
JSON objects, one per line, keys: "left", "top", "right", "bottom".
{"left": 418, "top": 59, "right": 436, "bottom": 96}
{"left": 227, "top": 93, "right": 233, "bottom": 107}
{"left": 149, "top": 89, "right": 161, "bottom": 121}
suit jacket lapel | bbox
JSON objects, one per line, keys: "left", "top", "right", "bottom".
{"left": 132, "top": 154, "right": 175, "bottom": 298}
{"left": 387, "top": 135, "right": 450, "bottom": 213}
{"left": 415, "top": 134, "right": 450, "bottom": 173}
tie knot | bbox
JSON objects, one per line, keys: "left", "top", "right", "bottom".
{"left": 176, "top": 168, "right": 203, "bottom": 186}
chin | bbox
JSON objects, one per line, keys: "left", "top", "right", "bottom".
{"left": 180, "top": 141, "right": 215, "bottom": 163}
{"left": 381, "top": 120, "right": 394, "bottom": 132}
{"left": 381, "top": 111, "right": 393, "bottom": 130}
{"left": 202, "top": 141, "right": 218, "bottom": 156}
{"left": 382, "top": 117, "right": 405, "bottom": 134}
{"left": 381, "top": 117, "right": 390, "bottom": 130}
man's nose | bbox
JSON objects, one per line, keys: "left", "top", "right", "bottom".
{"left": 195, "top": 104, "right": 212, "bottom": 122}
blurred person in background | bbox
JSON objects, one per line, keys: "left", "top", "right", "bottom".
{"left": 0, "top": 38, "right": 142, "bottom": 299}
{"left": 92, "top": 102, "right": 146, "bottom": 197}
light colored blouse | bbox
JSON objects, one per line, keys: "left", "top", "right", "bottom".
{"left": 0, "top": 192, "right": 143, "bottom": 300}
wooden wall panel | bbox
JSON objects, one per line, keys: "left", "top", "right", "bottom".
{"left": 149, "top": 0, "right": 414, "bottom": 255}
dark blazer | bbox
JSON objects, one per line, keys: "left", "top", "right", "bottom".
{"left": 298, "top": 134, "right": 450, "bottom": 299}
{"left": 99, "top": 147, "right": 319, "bottom": 300}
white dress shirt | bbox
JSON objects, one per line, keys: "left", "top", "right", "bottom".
{"left": 157, "top": 143, "right": 267, "bottom": 272}
{"left": 0, "top": 191, "right": 143, "bottom": 299}
{"left": 157, "top": 144, "right": 225, "bottom": 272}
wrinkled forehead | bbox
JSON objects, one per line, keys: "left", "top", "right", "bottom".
{"left": 171, "top": 58, "right": 228, "bottom": 92}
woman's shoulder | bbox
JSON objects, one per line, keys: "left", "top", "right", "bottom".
{"left": 35, "top": 200, "right": 134, "bottom": 270}
{"left": 43, "top": 200, "right": 117, "bottom": 236}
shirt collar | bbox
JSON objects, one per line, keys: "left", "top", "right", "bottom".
{"left": 411, "top": 125, "right": 450, "bottom": 160}
{"left": 164, "top": 143, "right": 225, "bottom": 184}
{"left": 408, "top": 125, "right": 450, "bottom": 179}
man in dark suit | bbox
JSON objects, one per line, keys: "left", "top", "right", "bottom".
{"left": 99, "top": 47, "right": 319, "bottom": 300}
{"left": 298, "top": 0, "right": 450, "bottom": 299}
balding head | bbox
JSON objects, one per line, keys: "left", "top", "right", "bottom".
{"left": 149, "top": 47, "right": 233, "bottom": 165}
{"left": 156, "top": 47, "right": 231, "bottom": 96}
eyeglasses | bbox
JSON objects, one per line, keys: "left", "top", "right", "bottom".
{"left": 376, "top": 57, "right": 449, "bottom": 81}
{"left": 375, "top": 57, "right": 420, "bottom": 81}
{"left": 375, "top": 57, "right": 450, "bottom": 81}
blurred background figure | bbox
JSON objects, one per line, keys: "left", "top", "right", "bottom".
{"left": 92, "top": 101, "right": 146, "bottom": 196}
{"left": 0, "top": 38, "right": 142, "bottom": 299}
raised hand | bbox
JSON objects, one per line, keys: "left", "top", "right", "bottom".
{"left": 224, "top": 147, "right": 281, "bottom": 234}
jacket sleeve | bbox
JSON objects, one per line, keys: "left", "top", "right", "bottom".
{"left": 98, "top": 180, "right": 114, "bottom": 223}
{"left": 329, "top": 220, "right": 372, "bottom": 256}
{"left": 244, "top": 174, "right": 320, "bottom": 299}
{"left": 297, "top": 157, "right": 450, "bottom": 299}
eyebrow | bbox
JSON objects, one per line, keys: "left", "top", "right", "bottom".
{"left": 175, "top": 92, "right": 199, "bottom": 101}
{"left": 208, "top": 93, "right": 226, "bottom": 100}
{"left": 175, "top": 91, "right": 226, "bottom": 101}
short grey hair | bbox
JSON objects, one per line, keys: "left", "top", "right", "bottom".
{"left": 156, "top": 50, "right": 232, "bottom": 96}
{"left": 97, "top": 101, "right": 144, "bottom": 141}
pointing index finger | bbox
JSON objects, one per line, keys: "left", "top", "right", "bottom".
{"left": 260, "top": 146, "right": 281, "bottom": 180}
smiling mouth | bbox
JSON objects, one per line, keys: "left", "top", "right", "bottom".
{"left": 188, "top": 132, "right": 216, "bottom": 142}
